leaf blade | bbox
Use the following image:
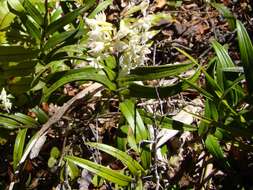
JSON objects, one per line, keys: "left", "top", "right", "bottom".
{"left": 65, "top": 155, "right": 132, "bottom": 186}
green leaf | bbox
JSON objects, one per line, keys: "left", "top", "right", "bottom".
{"left": 205, "top": 134, "right": 225, "bottom": 161}
{"left": 0, "top": 113, "right": 38, "bottom": 129}
{"left": 212, "top": 40, "right": 235, "bottom": 89}
{"left": 23, "top": 0, "right": 43, "bottom": 26}
{"left": 7, "top": 76, "right": 34, "bottom": 95}
{"left": 179, "top": 76, "right": 214, "bottom": 101}
{"left": 212, "top": 40, "right": 242, "bottom": 105}
{"left": 20, "top": 15, "right": 41, "bottom": 40}
{"left": 0, "top": 46, "right": 39, "bottom": 62}
{"left": 139, "top": 109, "right": 197, "bottom": 132}
{"left": 119, "top": 61, "right": 194, "bottom": 82}
{"left": 119, "top": 99, "right": 151, "bottom": 169}
{"left": 205, "top": 134, "right": 230, "bottom": 168}
{"left": 1, "top": 60, "right": 37, "bottom": 79}
{"left": 42, "top": 67, "right": 116, "bottom": 102}
{"left": 120, "top": 99, "right": 148, "bottom": 142}
{"left": 174, "top": 47, "right": 198, "bottom": 65}
{"left": 19, "top": 131, "right": 41, "bottom": 164}
{"left": 236, "top": 20, "right": 253, "bottom": 96}
{"left": 198, "top": 99, "right": 216, "bottom": 136}
{"left": 13, "top": 128, "right": 27, "bottom": 170}
{"left": 7, "top": 0, "right": 25, "bottom": 13}
{"left": 211, "top": 3, "right": 235, "bottom": 30}
{"left": 46, "top": 3, "right": 93, "bottom": 36}
{"left": 65, "top": 155, "right": 132, "bottom": 186}
{"left": 127, "top": 67, "right": 201, "bottom": 98}
{"left": 0, "top": 115, "right": 22, "bottom": 129}
{"left": 12, "top": 113, "right": 39, "bottom": 127}
{"left": 50, "top": 147, "right": 60, "bottom": 158}
{"left": 67, "top": 160, "right": 80, "bottom": 180}
{"left": 0, "top": 0, "right": 16, "bottom": 30}
{"left": 86, "top": 142, "right": 145, "bottom": 175}
{"left": 88, "top": 0, "right": 112, "bottom": 18}
{"left": 7, "top": 0, "right": 41, "bottom": 40}
{"left": 48, "top": 157, "right": 57, "bottom": 168}
{"left": 30, "top": 106, "right": 49, "bottom": 124}
{"left": 44, "top": 29, "right": 78, "bottom": 51}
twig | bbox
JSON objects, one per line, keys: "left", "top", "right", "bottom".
{"left": 152, "top": 43, "right": 163, "bottom": 190}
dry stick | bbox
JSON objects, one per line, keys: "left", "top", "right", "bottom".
{"left": 153, "top": 44, "right": 163, "bottom": 190}
{"left": 9, "top": 83, "right": 103, "bottom": 190}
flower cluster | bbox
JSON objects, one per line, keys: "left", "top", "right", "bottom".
{"left": 84, "top": 1, "right": 158, "bottom": 71}
{"left": 0, "top": 88, "right": 12, "bottom": 112}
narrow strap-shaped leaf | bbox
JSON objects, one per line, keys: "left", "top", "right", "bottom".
{"left": 30, "top": 106, "right": 49, "bottom": 124}
{"left": 13, "top": 128, "right": 27, "bottom": 170}
{"left": 65, "top": 156, "right": 132, "bottom": 186}
{"left": 205, "top": 134, "right": 224, "bottom": 159}
{"left": 42, "top": 68, "right": 116, "bottom": 102}
{"left": 20, "top": 15, "right": 41, "bottom": 40}
{"left": 7, "top": 0, "right": 41, "bottom": 40}
{"left": 178, "top": 76, "right": 214, "bottom": 101}
{"left": 119, "top": 99, "right": 151, "bottom": 169}
{"left": 23, "top": 0, "right": 43, "bottom": 26}
{"left": 0, "top": 0, "right": 16, "bottom": 30}
{"left": 0, "top": 113, "right": 38, "bottom": 128}
{"left": 205, "top": 134, "right": 229, "bottom": 167}
{"left": 119, "top": 62, "right": 193, "bottom": 82}
{"left": 0, "top": 46, "right": 39, "bottom": 62}
{"left": 127, "top": 67, "right": 201, "bottom": 98}
{"left": 0, "top": 116, "right": 22, "bottom": 129}
{"left": 212, "top": 40, "right": 234, "bottom": 89}
{"left": 236, "top": 20, "right": 253, "bottom": 96}
{"left": 1, "top": 60, "right": 37, "bottom": 78}
{"left": 13, "top": 113, "right": 40, "bottom": 127}
{"left": 46, "top": 2, "right": 94, "bottom": 36}
{"left": 66, "top": 160, "right": 79, "bottom": 180}
{"left": 212, "top": 40, "right": 243, "bottom": 105}
{"left": 120, "top": 99, "right": 148, "bottom": 142}
{"left": 44, "top": 28, "right": 78, "bottom": 51}
{"left": 86, "top": 142, "right": 145, "bottom": 175}
{"left": 139, "top": 109, "right": 197, "bottom": 132}
{"left": 7, "top": 0, "right": 25, "bottom": 13}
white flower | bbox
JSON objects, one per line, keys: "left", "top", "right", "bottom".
{"left": 115, "top": 20, "right": 131, "bottom": 40}
{"left": 85, "top": 12, "right": 107, "bottom": 29}
{"left": 0, "top": 88, "right": 12, "bottom": 112}
{"left": 140, "top": 0, "right": 150, "bottom": 17}
{"left": 88, "top": 41, "right": 105, "bottom": 54}
{"left": 85, "top": 10, "right": 157, "bottom": 71}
